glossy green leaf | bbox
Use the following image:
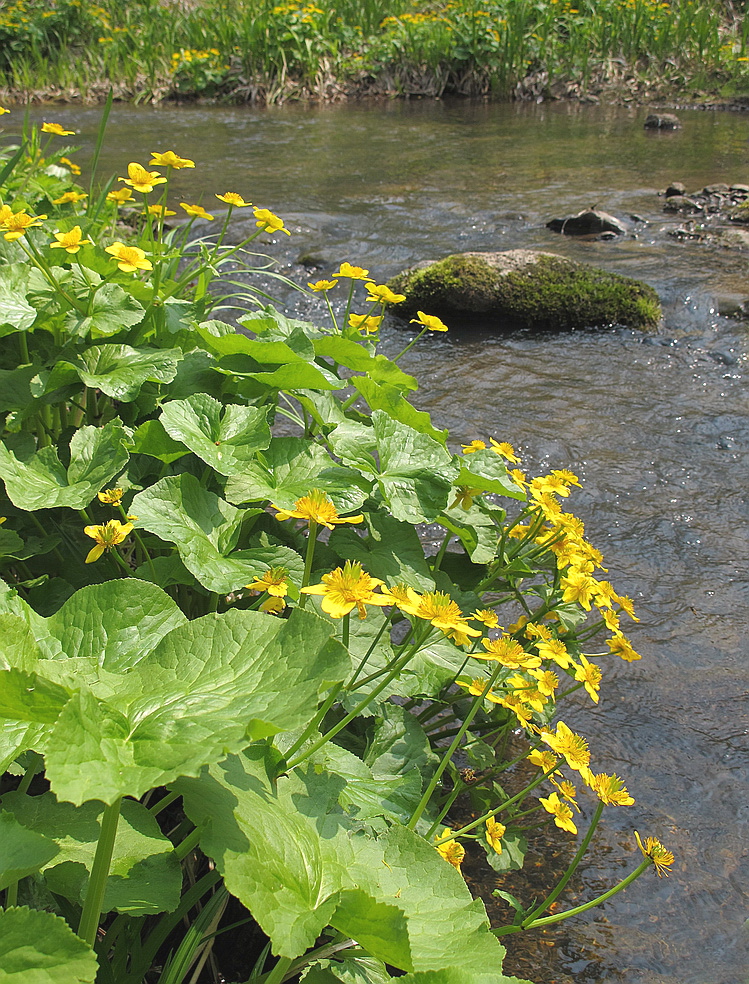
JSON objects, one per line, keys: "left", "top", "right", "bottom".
{"left": 129, "top": 419, "right": 189, "bottom": 463}
{"left": 2, "top": 792, "right": 181, "bottom": 915}
{"left": 303, "top": 955, "right": 393, "bottom": 984}
{"left": 131, "top": 474, "right": 276, "bottom": 592}
{"left": 0, "top": 366, "right": 37, "bottom": 412}
{"left": 63, "top": 282, "right": 146, "bottom": 338}
{"left": 0, "top": 264, "right": 37, "bottom": 335}
{"left": 455, "top": 449, "right": 525, "bottom": 500}
{"left": 0, "top": 811, "right": 59, "bottom": 891}
{"left": 0, "top": 420, "right": 129, "bottom": 511}
{"left": 314, "top": 337, "right": 417, "bottom": 392}
{"left": 352, "top": 378, "right": 448, "bottom": 444}
{"left": 160, "top": 394, "right": 271, "bottom": 476}
{"left": 224, "top": 436, "right": 371, "bottom": 512}
{"left": 0, "top": 906, "right": 98, "bottom": 984}
{"left": 74, "top": 344, "right": 182, "bottom": 401}
{"left": 329, "top": 511, "right": 435, "bottom": 591}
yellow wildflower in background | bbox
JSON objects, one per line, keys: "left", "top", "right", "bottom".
{"left": 147, "top": 204, "right": 176, "bottom": 218}
{"left": 308, "top": 278, "right": 338, "bottom": 292}
{"left": 539, "top": 791, "right": 577, "bottom": 834}
{"left": 573, "top": 653, "right": 602, "bottom": 703}
{"left": 245, "top": 567, "right": 289, "bottom": 598}
{"left": 485, "top": 818, "right": 506, "bottom": 854}
{"left": 215, "top": 192, "right": 252, "bottom": 207}
{"left": 540, "top": 721, "right": 590, "bottom": 776}
{"left": 407, "top": 590, "right": 481, "bottom": 639}
{"left": 489, "top": 438, "right": 519, "bottom": 462}
{"left": 348, "top": 313, "right": 382, "bottom": 334}
{"left": 461, "top": 440, "right": 486, "bottom": 454}
{"left": 272, "top": 489, "right": 363, "bottom": 530}
{"left": 364, "top": 282, "right": 406, "bottom": 304}
{"left": 59, "top": 157, "right": 81, "bottom": 175}
{"left": 0, "top": 106, "right": 9, "bottom": 115}
{"left": 449, "top": 485, "right": 483, "bottom": 510}
{"left": 471, "top": 608, "right": 500, "bottom": 628}
{"left": 41, "top": 122, "right": 75, "bottom": 136}
{"left": 107, "top": 188, "right": 134, "bottom": 204}
{"left": 260, "top": 596, "right": 285, "bottom": 615}
{"left": 334, "top": 261, "right": 370, "bottom": 280}
{"left": 105, "top": 242, "right": 153, "bottom": 273}
{"left": 606, "top": 634, "right": 642, "bottom": 662}
{"left": 83, "top": 519, "right": 133, "bottom": 563}
{"left": 2, "top": 210, "right": 47, "bottom": 241}
{"left": 476, "top": 636, "right": 541, "bottom": 669}
{"left": 97, "top": 487, "right": 123, "bottom": 505}
{"left": 149, "top": 150, "right": 195, "bottom": 169}
{"left": 635, "top": 831, "right": 674, "bottom": 876}
{"left": 301, "top": 560, "right": 391, "bottom": 619}
{"left": 180, "top": 203, "right": 214, "bottom": 220}
{"left": 254, "top": 207, "right": 290, "bottom": 235}
{"left": 119, "top": 162, "right": 167, "bottom": 194}
{"left": 52, "top": 191, "right": 88, "bottom": 205}
{"left": 410, "top": 310, "right": 449, "bottom": 332}
{"left": 49, "top": 226, "right": 92, "bottom": 254}
{"left": 434, "top": 829, "right": 465, "bottom": 869}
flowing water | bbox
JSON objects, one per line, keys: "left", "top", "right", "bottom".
{"left": 13, "top": 100, "right": 749, "bottom": 984}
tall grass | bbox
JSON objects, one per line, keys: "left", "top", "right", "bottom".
{"left": 0, "top": 0, "right": 746, "bottom": 103}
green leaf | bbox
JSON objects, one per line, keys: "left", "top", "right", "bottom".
{"left": 129, "top": 419, "right": 189, "bottom": 464}
{"left": 160, "top": 394, "right": 271, "bottom": 476}
{"left": 42, "top": 605, "right": 349, "bottom": 804}
{"left": 0, "top": 264, "right": 37, "bottom": 335}
{"left": 329, "top": 511, "right": 435, "bottom": 592}
{"left": 0, "top": 668, "right": 71, "bottom": 723}
{"left": 0, "top": 811, "right": 59, "bottom": 891}
{"left": 313, "top": 337, "right": 417, "bottom": 392}
{"left": 363, "top": 704, "right": 437, "bottom": 787}
{"left": 63, "top": 282, "right": 145, "bottom": 338}
{"left": 2, "top": 793, "right": 181, "bottom": 915}
{"left": 74, "top": 344, "right": 182, "bottom": 401}
{"left": 0, "top": 366, "right": 38, "bottom": 413}
{"left": 455, "top": 449, "right": 525, "bottom": 500}
{"left": 352, "top": 378, "right": 447, "bottom": 444}
{"left": 0, "top": 420, "right": 129, "bottom": 511}
{"left": 371, "top": 412, "right": 459, "bottom": 524}
{"left": 483, "top": 830, "right": 527, "bottom": 874}
{"left": 0, "top": 906, "right": 98, "bottom": 983}
{"left": 224, "top": 436, "right": 370, "bottom": 513}
{"left": 303, "top": 955, "right": 393, "bottom": 984}
{"left": 131, "top": 474, "right": 272, "bottom": 592}
{"left": 333, "top": 890, "right": 411, "bottom": 972}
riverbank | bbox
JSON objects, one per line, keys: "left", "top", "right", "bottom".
{"left": 0, "top": 0, "right": 747, "bottom": 107}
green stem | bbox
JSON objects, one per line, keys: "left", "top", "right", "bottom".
{"left": 347, "top": 610, "right": 394, "bottom": 687}
{"left": 78, "top": 797, "right": 122, "bottom": 947}
{"left": 408, "top": 661, "right": 504, "bottom": 830}
{"left": 521, "top": 799, "right": 605, "bottom": 927}
{"left": 18, "top": 331, "right": 30, "bottom": 365}
{"left": 281, "top": 682, "right": 343, "bottom": 765}
{"left": 392, "top": 326, "right": 427, "bottom": 363}
{"left": 298, "top": 519, "right": 318, "bottom": 608}
{"left": 495, "top": 859, "right": 652, "bottom": 936}
{"left": 148, "top": 789, "right": 180, "bottom": 816}
{"left": 262, "top": 955, "right": 294, "bottom": 984}
{"left": 430, "top": 529, "right": 452, "bottom": 573}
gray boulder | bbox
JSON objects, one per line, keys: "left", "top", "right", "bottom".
{"left": 546, "top": 208, "right": 628, "bottom": 237}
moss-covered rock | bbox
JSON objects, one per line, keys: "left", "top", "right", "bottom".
{"left": 387, "top": 250, "right": 661, "bottom": 331}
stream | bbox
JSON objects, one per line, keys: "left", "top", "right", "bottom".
{"left": 10, "top": 98, "right": 749, "bottom": 984}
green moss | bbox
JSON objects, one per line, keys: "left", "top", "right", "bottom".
{"left": 388, "top": 253, "right": 661, "bottom": 331}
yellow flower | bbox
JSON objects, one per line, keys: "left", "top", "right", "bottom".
{"left": 471, "top": 608, "right": 500, "bottom": 628}
{"left": 272, "top": 489, "right": 363, "bottom": 530}
{"left": 179, "top": 202, "right": 214, "bottom": 220}
{"left": 527, "top": 748, "right": 560, "bottom": 773}
{"left": 540, "top": 721, "right": 590, "bottom": 775}
{"left": 606, "top": 634, "right": 642, "bottom": 662}
{"left": 334, "top": 261, "right": 370, "bottom": 280}
{"left": 215, "top": 192, "right": 251, "bottom": 207}
{"left": 83, "top": 519, "right": 133, "bottom": 563}
{"left": 52, "top": 191, "right": 88, "bottom": 205}
{"left": 485, "top": 818, "right": 506, "bottom": 854}
{"left": 308, "top": 278, "right": 338, "bottom": 292}
{"left": 528, "top": 667, "right": 558, "bottom": 697}
{"left": 41, "top": 122, "right": 75, "bottom": 136}
{"left": 591, "top": 773, "right": 635, "bottom": 806}
{"left": 434, "top": 828, "right": 465, "bottom": 869}
{"left": 476, "top": 636, "right": 541, "bottom": 669}
{"left": 301, "top": 560, "right": 391, "bottom": 619}
{"left": 260, "top": 596, "right": 286, "bottom": 615}
{"left": 107, "top": 188, "right": 135, "bottom": 204}
{"left": 59, "top": 156, "right": 81, "bottom": 175}
{"left": 147, "top": 204, "right": 176, "bottom": 217}
{"left": 245, "top": 566, "right": 289, "bottom": 598}
{"left": 348, "top": 313, "right": 382, "bottom": 334}
{"left": 551, "top": 778, "right": 580, "bottom": 809}
{"left": 489, "top": 439, "right": 519, "bottom": 462}
{"left": 409, "top": 310, "right": 449, "bottom": 332}
{"left": 560, "top": 570, "right": 598, "bottom": 610}
{"left": 635, "top": 831, "right": 674, "bottom": 876}
{"left": 254, "top": 207, "right": 290, "bottom": 235}
{"left": 0, "top": 106, "right": 9, "bottom": 115}
{"left": 450, "top": 486, "right": 483, "bottom": 510}
{"left": 97, "top": 487, "right": 123, "bottom": 505}
{"left": 535, "top": 637, "right": 572, "bottom": 669}
{"left": 539, "top": 791, "right": 577, "bottom": 834}
{"left": 49, "top": 226, "right": 92, "bottom": 254}
{"left": 573, "top": 653, "right": 602, "bottom": 703}
{"left": 119, "top": 162, "right": 167, "bottom": 194}
{"left": 149, "top": 150, "right": 195, "bottom": 169}
{"left": 105, "top": 241, "right": 153, "bottom": 273}
{"left": 364, "top": 282, "right": 406, "bottom": 304}
{"left": 3, "top": 210, "right": 47, "bottom": 241}
{"left": 403, "top": 590, "right": 481, "bottom": 639}
{"left": 461, "top": 440, "right": 486, "bottom": 454}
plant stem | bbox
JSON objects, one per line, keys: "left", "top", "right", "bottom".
{"left": 79, "top": 797, "right": 122, "bottom": 947}
{"left": 262, "top": 955, "right": 294, "bottom": 984}
{"left": 298, "top": 519, "right": 318, "bottom": 607}
{"left": 407, "top": 661, "right": 503, "bottom": 830}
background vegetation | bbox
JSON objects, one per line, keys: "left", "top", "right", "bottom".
{"left": 0, "top": 0, "right": 747, "bottom": 104}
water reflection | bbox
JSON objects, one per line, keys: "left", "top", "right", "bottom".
{"left": 8, "top": 99, "right": 749, "bottom": 984}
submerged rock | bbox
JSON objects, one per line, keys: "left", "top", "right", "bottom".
{"left": 644, "top": 113, "right": 682, "bottom": 129}
{"left": 387, "top": 250, "right": 661, "bottom": 331}
{"left": 546, "top": 208, "right": 628, "bottom": 238}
